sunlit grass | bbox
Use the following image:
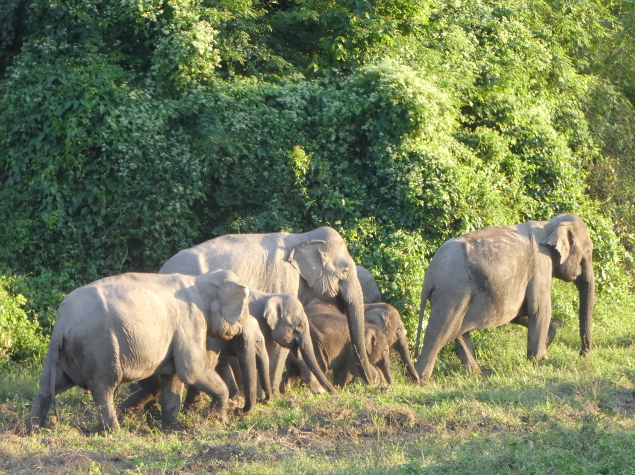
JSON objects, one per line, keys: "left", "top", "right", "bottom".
{"left": 1, "top": 287, "right": 634, "bottom": 473}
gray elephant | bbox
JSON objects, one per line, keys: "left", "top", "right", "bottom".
{"left": 415, "top": 214, "right": 595, "bottom": 381}
{"left": 159, "top": 226, "right": 371, "bottom": 391}
{"left": 119, "top": 313, "right": 272, "bottom": 418}
{"left": 303, "top": 299, "right": 420, "bottom": 386}
{"left": 363, "top": 303, "right": 420, "bottom": 383}
{"left": 26, "top": 270, "right": 250, "bottom": 433}
{"left": 350, "top": 267, "right": 420, "bottom": 383}
{"left": 120, "top": 289, "right": 336, "bottom": 416}
{"left": 290, "top": 301, "right": 392, "bottom": 388}
{"left": 356, "top": 265, "right": 382, "bottom": 304}
{"left": 176, "top": 289, "right": 338, "bottom": 407}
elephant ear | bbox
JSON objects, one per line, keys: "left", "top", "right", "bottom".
{"left": 365, "top": 328, "right": 376, "bottom": 354}
{"left": 287, "top": 240, "right": 328, "bottom": 287}
{"left": 541, "top": 223, "right": 573, "bottom": 264}
{"left": 218, "top": 280, "right": 249, "bottom": 325}
{"left": 263, "top": 296, "right": 282, "bottom": 330}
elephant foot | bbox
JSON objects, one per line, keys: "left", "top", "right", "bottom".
{"left": 205, "top": 400, "right": 229, "bottom": 424}
{"left": 162, "top": 422, "right": 186, "bottom": 432}
{"left": 307, "top": 381, "right": 327, "bottom": 394}
{"left": 233, "top": 405, "right": 254, "bottom": 417}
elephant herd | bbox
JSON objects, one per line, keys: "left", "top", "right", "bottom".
{"left": 26, "top": 213, "right": 594, "bottom": 433}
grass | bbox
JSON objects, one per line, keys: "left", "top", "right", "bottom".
{"left": 1, "top": 283, "right": 634, "bottom": 474}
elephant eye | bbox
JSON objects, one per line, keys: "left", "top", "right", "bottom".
{"left": 296, "top": 323, "right": 305, "bottom": 331}
{"left": 340, "top": 267, "right": 350, "bottom": 279}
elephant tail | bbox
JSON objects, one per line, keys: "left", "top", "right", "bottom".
{"left": 414, "top": 280, "right": 432, "bottom": 359}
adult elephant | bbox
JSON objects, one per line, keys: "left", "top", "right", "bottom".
{"left": 159, "top": 226, "right": 372, "bottom": 391}
{"left": 26, "top": 270, "right": 250, "bottom": 432}
{"left": 356, "top": 265, "right": 381, "bottom": 304}
{"left": 415, "top": 214, "right": 594, "bottom": 381}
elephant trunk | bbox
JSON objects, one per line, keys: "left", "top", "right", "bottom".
{"left": 575, "top": 255, "right": 594, "bottom": 355}
{"left": 394, "top": 331, "right": 420, "bottom": 383}
{"left": 339, "top": 274, "right": 373, "bottom": 384}
{"left": 375, "top": 356, "right": 393, "bottom": 385}
{"left": 298, "top": 329, "right": 337, "bottom": 395}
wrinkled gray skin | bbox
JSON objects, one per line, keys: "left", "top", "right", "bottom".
{"left": 159, "top": 227, "right": 370, "bottom": 392}
{"left": 295, "top": 301, "right": 392, "bottom": 388}
{"left": 355, "top": 267, "right": 420, "bottom": 383}
{"left": 119, "top": 314, "right": 271, "bottom": 418}
{"left": 415, "top": 214, "right": 595, "bottom": 381}
{"left": 26, "top": 270, "right": 250, "bottom": 433}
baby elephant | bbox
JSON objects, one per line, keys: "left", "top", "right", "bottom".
{"left": 292, "top": 302, "right": 392, "bottom": 388}
{"left": 26, "top": 270, "right": 250, "bottom": 433}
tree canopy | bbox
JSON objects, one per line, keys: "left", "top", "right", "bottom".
{"left": 1, "top": 0, "right": 634, "bottom": 346}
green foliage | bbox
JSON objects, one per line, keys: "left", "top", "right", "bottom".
{"left": 0, "top": 276, "right": 48, "bottom": 362}
{"left": 1, "top": 0, "right": 635, "bottom": 337}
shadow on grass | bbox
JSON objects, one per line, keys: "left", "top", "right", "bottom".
{"left": 391, "top": 418, "right": 635, "bottom": 475}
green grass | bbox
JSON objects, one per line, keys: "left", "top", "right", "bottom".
{"left": 1, "top": 285, "right": 634, "bottom": 474}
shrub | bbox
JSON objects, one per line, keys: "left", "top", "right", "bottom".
{"left": 0, "top": 276, "right": 48, "bottom": 362}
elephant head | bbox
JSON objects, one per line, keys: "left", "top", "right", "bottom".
{"left": 195, "top": 270, "right": 250, "bottom": 341}
{"left": 258, "top": 293, "right": 337, "bottom": 394}
{"left": 287, "top": 227, "right": 371, "bottom": 382}
{"left": 540, "top": 214, "right": 595, "bottom": 355}
{"left": 365, "top": 324, "right": 392, "bottom": 384}
{"left": 364, "top": 303, "right": 420, "bottom": 383}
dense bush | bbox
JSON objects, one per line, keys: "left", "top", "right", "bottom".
{"left": 1, "top": 0, "right": 634, "bottom": 348}
{"left": 0, "top": 276, "right": 48, "bottom": 362}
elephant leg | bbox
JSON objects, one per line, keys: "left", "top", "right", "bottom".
{"left": 159, "top": 374, "right": 185, "bottom": 430}
{"left": 119, "top": 376, "right": 162, "bottom": 416}
{"left": 90, "top": 384, "right": 119, "bottom": 432}
{"left": 525, "top": 280, "right": 553, "bottom": 361}
{"left": 332, "top": 367, "right": 353, "bottom": 387}
{"left": 454, "top": 332, "right": 482, "bottom": 374}
{"left": 219, "top": 359, "right": 240, "bottom": 398}
{"left": 183, "top": 386, "right": 203, "bottom": 412}
{"left": 415, "top": 294, "right": 470, "bottom": 382}
{"left": 178, "top": 365, "right": 229, "bottom": 423}
{"left": 26, "top": 370, "right": 75, "bottom": 433}
{"left": 511, "top": 315, "right": 557, "bottom": 348}
{"left": 175, "top": 344, "right": 230, "bottom": 423}
{"left": 269, "top": 343, "right": 290, "bottom": 395}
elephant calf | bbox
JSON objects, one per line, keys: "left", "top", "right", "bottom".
{"left": 289, "top": 303, "right": 393, "bottom": 388}
{"left": 26, "top": 270, "right": 251, "bottom": 433}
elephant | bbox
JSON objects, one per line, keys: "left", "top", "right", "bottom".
{"left": 302, "top": 300, "right": 419, "bottom": 386}
{"left": 287, "top": 301, "right": 392, "bottom": 389}
{"left": 362, "top": 303, "right": 420, "bottom": 383}
{"left": 356, "top": 265, "right": 381, "bottom": 304}
{"left": 172, "top": 289, "right": 338, "bottom": 407}
{"left": 414, "top": 214, "right": 595, "bottom": 381}
{"left": 26, "top": 270, "right": 250, "bottom": 433}
{"left": 159, "top": 226, "right": 371, "bottom": 392}
{"left": 119, "top": 289, "right": 336, "bottom": 417}
{"left": 119, "top": 313, "right": 272, "bottom": 418}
